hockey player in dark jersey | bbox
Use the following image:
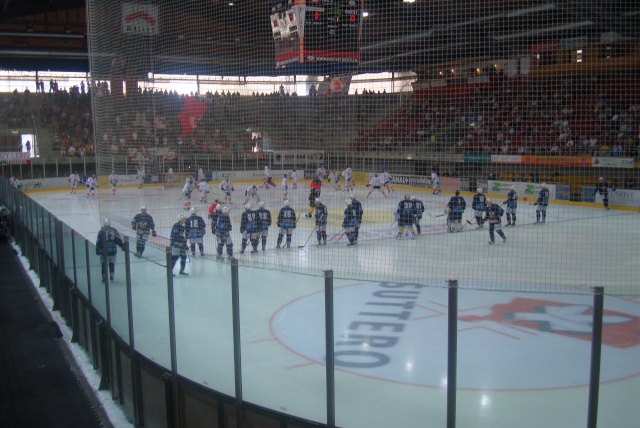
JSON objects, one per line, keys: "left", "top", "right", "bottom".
{"left": 210, "top": 205, "right": 220, "bottom": 235}
{"left": 395, "top": 194, "right": 417, "bottom": 239}
{"left": 186, "top": 208, "right": 207, "bottom": 256}
{"left": 169, "top": 214, "right": 189, "bottom": 276}
{"left": 215, "top": 206, "right": 234, "bottom": 259}
{"left": 533, "top": 183, "right": 550, "bottom": 224}
{"left": 349, "top": 194, "right": 363, "bottom": 242}
{"left": 276, "top": 200, "right": 297, "bottom": 248}
{"left": 240, "top": 203, "right": 260, "bottom": 254}
{"left": 411, "top": 196, "right": 425, "bottom": 234}
{"left": 255, "top": 201, "right": 272, "bottom": 251}
{"left": 503, "top": 185, "right": 518, "bottom": 226}
{"left": 471, "top": 188, "right": 487, "bottom": 229}
{"left": 446, "top": 190, "right": 466, "bottom": 233}
{"left": 314, "top": 198, "right": 328, "bottom": 245}
{"left": 131, "top": 205, "right": 157, "bottom": 257}
{"left": 96, "top": 218, "right": 125, "bottom": 282}
{"left": 594, "top": 177, "right": 616, "bottom": 210}
{"left": 306, "top": 178, "right": 322, "bottom": 218}
{"left": 484, "top": 200, "right": 506, "bottom": 244}
{"left": 343, "top": 199, "right": 360, "bottom": 245}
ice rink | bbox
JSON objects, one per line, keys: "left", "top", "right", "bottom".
{"left": 28, "top": 180, "right": 640, "bottom": 428}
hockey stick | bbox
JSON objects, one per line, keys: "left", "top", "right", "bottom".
{"left": 329, "top": 230, "right": 345, "bottom": 242}
{"left": 298, "top": 226, "right": 317, "bottom": 249}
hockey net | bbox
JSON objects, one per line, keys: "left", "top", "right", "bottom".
{"left": 163, "top": 172, "right": 194, "bottom": 190}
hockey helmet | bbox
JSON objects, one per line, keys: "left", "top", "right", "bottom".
{"left": 477, "top": 187, "right": 483, "bottom": 193}
{"left": 103, "top": 218, "right": 111, "bottom": 227}
{"left": 245, "top": 203, "right": 251, "bottom": 210}
{"left": 404, "top": 194, "right": 410, "bottom": 200}
{"left": 178, "top": 214, "right": 187, "bottom": 220}
{"left": 315, "top": 198, "right": 321, "bottom": 204}
{"left": 283, "top": 199, "right": 290, "bottom": 206}
{"left": 190, "top": 207, "right": 197, "bottom": 215}
{"left": 221, "top": 206, "right": 230, "bottom": 214}
{"left": 258, "top": 201, "right": 265, "bottom": 208}
{"left": 599, "top": 177, "right": 604, "bottom": 181}
{"left": 541, "top": 183, "right": 547, "bottom": 188}
{"left": 410, "top": 195, "right": 416, "bottom": 201}
{"left": 141, "top": 205, "right": 147, "bottom": 211}
{"left": 509, "top": 185, "right": 514, "bottom": 190}
{"left": 374, "top": 173, "right": 379, "bottom": 177}
{"left": 349, "top": 194, "right": 355, "bottom": 199}
{"left": 486, "top": 199, "right": 493, "bottom": 205}
{"left": 346, "top": 199, "right": 352, "bottom": 205}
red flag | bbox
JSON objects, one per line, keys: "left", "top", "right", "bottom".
{"left": 178, "top": 96, "right": 208, "bottom": 137}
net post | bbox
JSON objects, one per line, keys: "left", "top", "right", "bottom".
{"left": 230, "top": 257, "right": 244, "bottom": 428}
{"left": 587, "top": 286, "right": 604, "bottom": 428}
{"left": 324, "top": 269, "right": 335, "bottom": 428}
{"left": 447, "top": 279, "right": 458, "bottom": 428}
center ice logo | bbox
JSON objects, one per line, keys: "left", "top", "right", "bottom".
{"left": 271, "top": 281, "right": 640, "bottom": 390}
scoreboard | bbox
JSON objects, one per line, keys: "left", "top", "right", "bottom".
{"left": 271, "top": 0, "right": 363, "bottom": 68}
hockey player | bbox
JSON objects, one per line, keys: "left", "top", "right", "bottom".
{"left": 350, "top": 194, "right": 363, "bottom": 242}
{"left": 108, "top": 171, "right": 119, "bottom": 195}
{"left": 533, "top": 183, "right": 550, "bottom": 224}
{"left": 186, "top": 208, "right": 207, "bottom": 256}
{"left": 503, "top": 185, "right": 518, "bottom": 225}
{"left": 69, "top": 171, "right": 81, "bottom": 194}
{"left": 215, "top": 206, "right": 234, "bottom": 259}
{"left": 484, "top": 200, "right": 506, "bottom": 244}
{"left": 366, "top": 173, "right": 387, "bottom": 198}
{"left": 290, "top": 168, "right": 299, "bottom": 189}
{"left": 244, "top": 184, "right": 261, "bottom": 204}
{"left": 471, "top": 187, "right": 487, "bottom": 228}
{"left": 136, "top": 166, "right": 145, "bottom": 188}
{"left": 255, "top": 201, "right": 272, "bottom": 251}
{"left": 395, "top": 194, "right": 417, "bottom": 239}
{"left": 446, "top": 190, "right": 466, "bottom": 233}
{"left": 380, "top": 170, "right": 394, "bottom": 193}
{"left": 170, "top": 214, "right": 189, "bottom": 276}
{"left": 197, "top": 179, "right": 210, "bottom": 203}
{"left": 210, "top": 204, "right": 220, "bottom": 235}
{"left": 314, "top": 198, "right": 328, "bottom": 245}
{"left": 342, "top": 166, "right": 354, "bottom": 192}
{"left": 276, "top": 200, "right": 297, "bottom": 248}
{"left": 9, "top": 176, "right": 19, "bottom": 189}
{"left": 343, "top": 199, "right": 360, "bottom": 246}
{"left": 263, "top": 165, "right": 276, "bottom": 189}
{"left": 328, "top": 171, "right": 341, "bottom": 191}
{"left": 431, "top": 169, "right": 441, "bottom": 194}
{"left": 306, "top": 178, "right": 322, "bottom": 217}
{"left": 86, "top": 173, "right": 98, "bottom": 199}
{"left": 131, "top": 206, "right": 157, "bottom": 258}
{"left": 220, "top": 176, "right": 234, "bottom": 204}
{"left": 281, "top": 174, "right": 289, "bottom": 201}
{"left": 208, "top": 199, "right": 222, "bottom": 220}
{"left": 316, "top": 165, "right": 327, "bottom": 182}
{"left": 594, "top": 177, "right": 616, "bottom": 210}
{"left": 411, "top": 195, "right": 425, "bottom": 234}
{"left": 182, "top": 177, "right": 196, "bottom": 210}
{"left": 197, "top": 167, "right": 205, "bottom": 182}
{"left": 240, "top": 203, "right": 260, "bottom": 254}
{"left": 96, "top": 218, "right": 125, "bottom": 282}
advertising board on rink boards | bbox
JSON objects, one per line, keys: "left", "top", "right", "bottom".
{"left": 591, "top": 157, "right": 635, "bottom": 168}
{"left": 488, "top": 181, "right": 557, "bottom": 201}
{"left": 598, "top": 188, "right": 640, "bottom": 208}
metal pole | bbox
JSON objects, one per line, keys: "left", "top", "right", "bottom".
{"left": 230, "top": 257, "right": 243, "bottom": 428}
{"left": 324, "top": 270, "right": 335, "bottom": 428}
{"left": 165, "top": 247, "right": 179, "bottom": 428}
{"left": 587, "top": 286, "right": 604, "bottom": 428}
{"left": 123, "top": 236, "right": 141, "bottom": 426}
{"left": 447, "top": 279, "right": 458, "bottom": 428}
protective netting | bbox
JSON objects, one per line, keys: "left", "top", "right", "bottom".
{"left": 85, "top": 0, "right": 639, "bottom": 296}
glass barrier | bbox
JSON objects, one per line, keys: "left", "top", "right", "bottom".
{"left": 107, "top": 235, "right": 132, "bottom": 344}
{"left": 49, "top": 215, "right": 58, "bottom": 264}
{"left": 175, "top": 255, "right": 235, "bottom": 397}
{"left": 130, "top": 245, "right": 172, "bottom": 369}
{"left": 74, "top": 234, "right": 89, "bottom": 298}
{"left": 239, "top": 266, "right": 327, "bottom": 424}
{"left": 87, "top": 240, "right": 108, "bottom": 318}
{"left": 62, "top": 224, "right": 76, "bottom": 283}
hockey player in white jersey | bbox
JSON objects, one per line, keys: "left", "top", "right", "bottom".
{"left": 69, "top": 171, "right": 81, "bottom": 194}
{"left": 86, "top": 174, "right": 98, "bottom": 199}
{"left": 281, "top": 174, "right": 289, "bottom": 200}
{"left": 290, "top": 169, "right": 299, "bottom": 189}
{"left": 108, "top": 172, "right": 119, "bottom": 195}
{"left": 366, "top": 174, "right": 387, "bottom": 198}
{"left": 244, "top": 184, "right": 260, "bottom": 204}
{"left": 220, "top": 176, "right": 234, "bottom": 204}
{"left": 182, "top": 177, "right": 196, "bottom": 210}
{"left": 380, "top": 171, "right": 394, "bottom": 192}
{"left": 342, "top": 166, "right": 353, "bottom": 192}
{"left": 197, "top": 180, "right": 210, "bottom": 203}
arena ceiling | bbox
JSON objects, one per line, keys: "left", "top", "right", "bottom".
{"left": 1, "top": 0, "right": 639, "bottom": 76}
